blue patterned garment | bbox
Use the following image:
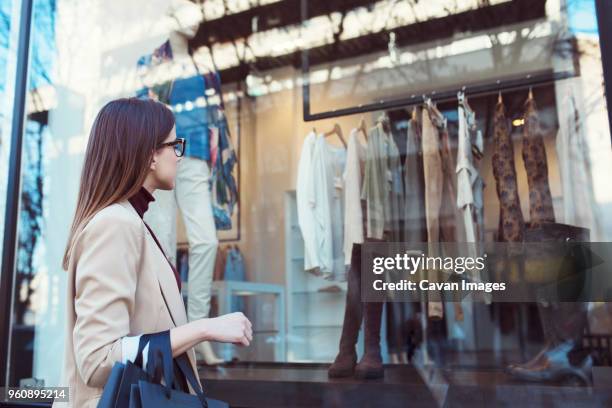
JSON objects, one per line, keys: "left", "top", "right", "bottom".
{"left": 136, "top": 41, "right": 238, "bottom": 229}
{"left": 136, "top": 41, "right": 212, "bottom": 160}
{"left": 168, "top": 75, "right": 216, "bottom": 161}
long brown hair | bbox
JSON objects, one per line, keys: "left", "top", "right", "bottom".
{"left": 62, "top": 98, "right": 175, "bottom": 270}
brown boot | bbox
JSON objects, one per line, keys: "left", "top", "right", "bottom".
{"left": 355, "top": 302, "right": 384, "bottom": 379}
{"left": 329, "top": 245, "right": 363, "bottom": 378}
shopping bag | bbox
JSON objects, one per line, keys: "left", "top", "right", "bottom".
{"left": 98, "top": 334, "right": 151, "bottom": 408}
{"left": 97, "top": 363, "right": 125, "bottom": 407}
{"left": 128, "top": 330, "right": 228, "bottom": 408}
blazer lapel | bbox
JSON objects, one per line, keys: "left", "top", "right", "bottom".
{"left": 118, "top": 200, "right": 187, "bottom": 327}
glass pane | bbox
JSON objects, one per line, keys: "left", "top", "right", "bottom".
{"left": 0, "top": 0, "right": 16, "bottom": 265}
{"left": 2, "top": 0, "right": 611, "bottom": 406}
{"left": 6, "top": 0, "right": 58, "bottom": 388}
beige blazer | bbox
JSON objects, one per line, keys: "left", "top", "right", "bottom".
{"left": 52, "top": 200, "right": 201, "bottom": 408}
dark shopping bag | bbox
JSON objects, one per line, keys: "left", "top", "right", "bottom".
{"left": 99, "top": 330, "right": 228, "bottom": 408}
{"left": 98, "top": 334, "right": 151, "bottom": 408}
{"left": 130, "top": 330, "right": 228, "bottom": 408}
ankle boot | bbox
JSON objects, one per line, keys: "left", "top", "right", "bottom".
{"left": 355, "top": 301, "right": 384, "bottom": 379}
{"left": 329, "top": 245, "right": 363, "bottom": 378}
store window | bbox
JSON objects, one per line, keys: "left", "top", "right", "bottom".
{"left": 1, "top": 0, "right": 611, "bottom": 406}
{"left": 0, "top": 0, "right": 15, "bottom": 263}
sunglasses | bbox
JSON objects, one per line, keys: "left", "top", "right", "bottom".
{"left": 157, "top": 138, "right": 186, "bottom": 157}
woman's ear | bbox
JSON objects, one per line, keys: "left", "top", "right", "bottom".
{"left": 149, "top": 153, "right": 158, "bottom": 171}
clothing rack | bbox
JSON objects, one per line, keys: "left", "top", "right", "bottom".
{"left": 302, "top": 70, "right": 575, "bottom": 122}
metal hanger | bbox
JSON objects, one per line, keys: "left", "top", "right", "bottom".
{"left": 458, "top": 86, "right": 467, "bottom": 105}
{"left": 377, "top": 112, "right": 391, "bottom": 134}
{"left": 324, "top": 123, "right": 347, "bottom": 147}
{"left": 358, "top": 118, "right": 368, "bottom": 141}
{"left": 411, "top": 106, "right": 418, "bottom": 121}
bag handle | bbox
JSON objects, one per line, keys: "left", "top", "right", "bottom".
{"left": 133, "top": 333, "right": 152, "bottom": 368}
{"left": 143, "top": 330, "right": 209, "bottom": 407}
{"left": 142, "top": 333, "right": 174, "bottom": 393}
{"left": 175, "top": 354, "right": 209, "bottom": 408}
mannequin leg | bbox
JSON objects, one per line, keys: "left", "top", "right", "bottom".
{"left": 175, "top": 157, "right": 221, "bottom": 364}
{"left": 328, "top": 244, "right": 363, "bottom": 378}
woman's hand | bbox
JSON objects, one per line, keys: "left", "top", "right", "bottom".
{"left": 169, "top": 313, "right": 252, "bottom": 358}
{"left": 201, "top": 312, "right": 252, "bottom": 346}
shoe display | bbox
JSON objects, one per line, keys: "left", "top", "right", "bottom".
{"left": 195, "top": 341, "right": 225, "bottom": 366}
{"left": 329, "top": 245, "right": 363, "bottom": 378}
{"left": 506, "top": 341, "right": 592, "bottom": 385}
{"left": 354, "top": 302, "right": 384, "bottom": 380}
{"left": 506, "top": 342, "right": 552, "bottom": 371}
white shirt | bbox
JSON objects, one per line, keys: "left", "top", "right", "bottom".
{"left": 121, "top": 335, "right": 149, "bottom": 367}
{"left": 343, "top": 130, "right": 367, "bottom": 265}
{"left": 456, "top": 102, "right": 484, "bottom": 245}
{"left": 311, "top": 135, "right": 347, "bottom": 281}
{"left": 555, "top": 92, "right": 602, "bottom": 240}
{"left": 296, "top": 132, "right": 321, "bottom": 272}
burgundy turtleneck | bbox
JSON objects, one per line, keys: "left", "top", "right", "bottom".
{"left": 128, "top": 187, "right": 182, "bottom": 291}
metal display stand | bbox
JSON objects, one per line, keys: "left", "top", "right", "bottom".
{"left": 299, "top": 0, "right": 576, "bottom": 122}
{"left": 213, "top": 280, "right": 286, "bottom": 362}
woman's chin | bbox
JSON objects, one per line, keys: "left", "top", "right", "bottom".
{"left": 159, "top": 181, "right": 175, "bottom": 191}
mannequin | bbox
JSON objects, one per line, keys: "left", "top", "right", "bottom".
{"left": 137, "top": 0, "right": 223, "bottom": 365}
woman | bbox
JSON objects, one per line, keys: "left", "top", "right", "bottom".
{"left": 53, "top": 98, "right": 252, "bottom": 407}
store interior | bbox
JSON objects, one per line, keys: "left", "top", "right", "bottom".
{"left": 4, "top": 0, "right": 612, "bottom": 406}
